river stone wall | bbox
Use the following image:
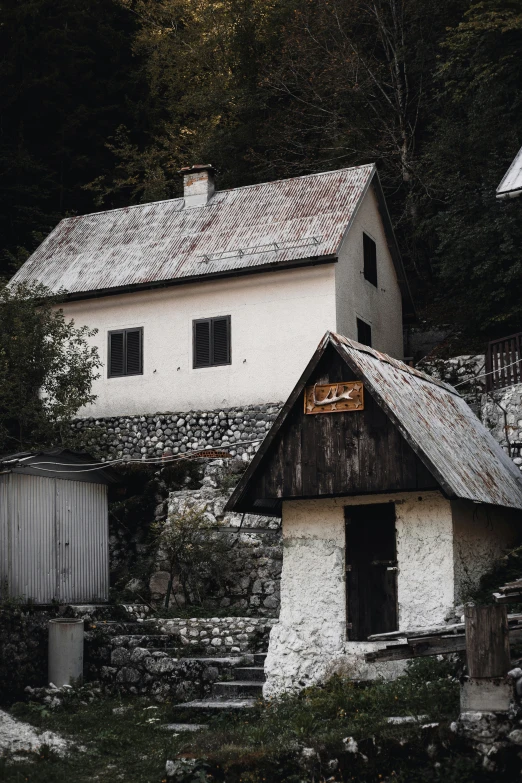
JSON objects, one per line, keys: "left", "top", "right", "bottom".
{"left": 482, "top": 382, "right": 522, "bottom": 468}
{"left": 151, "top": 461, "right": 283, "bottom": 616}
{"left": 72, "top": 402, "right": 282, "bottom": 462}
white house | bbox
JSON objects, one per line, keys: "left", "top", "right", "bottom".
{"left": 10, "top": 164, "right": 413, "bottom": 418}
{"left": 497, "top": 146, "right": 522, "bottom": 199}
{"left": 226, "top": 332, "right": 522, "bottom": 696}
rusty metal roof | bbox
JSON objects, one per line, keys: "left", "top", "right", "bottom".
{"left": 497, "top": 146, "right": 522, "bottom": 199}
{"left": 11, "top": 164, "right": 381, "bottom": 296}
{"left": 227, "top": 332, "right": 522, "bottom": 513}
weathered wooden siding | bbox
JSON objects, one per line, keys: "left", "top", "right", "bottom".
{"left": 245, "top": 349, "right": 438, "bottom": 507}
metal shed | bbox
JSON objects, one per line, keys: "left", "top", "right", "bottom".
{"left": 0, "top": 450, "right": 117, "bottom": 604}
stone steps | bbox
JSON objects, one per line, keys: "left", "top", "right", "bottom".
{"left": 232, "top": 667, "right": 265, "bottom": 681}
{"left": 212, "top": 680, "right": 264, "bottom": 699}
{"left": 174, "top": 650, "right": 267, "bottom": 711}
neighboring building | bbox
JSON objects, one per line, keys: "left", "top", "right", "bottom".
{"left": 10, "top": 165, "right": 413, "bottom": 418}
{"left": 0, "top": 450, "right": 116, "bottom": 603}
{"left": 497, "top": 145, "right": 522, "bottom": 199}
{"left": 226, "top": 332, "right": 522, "bottom": 696}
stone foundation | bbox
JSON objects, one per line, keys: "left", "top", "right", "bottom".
{"left": 72, "top": 402, "right": 282, "bottom": 462}
{"left": 153, "top": 468, "right": 282, "bottom": 616}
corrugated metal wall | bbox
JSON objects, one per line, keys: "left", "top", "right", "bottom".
{"left": 56, "top": 479, "right": 109, "bottom": 603}
{"left": 0, "top": 473, "right": 108, "bottom": 603}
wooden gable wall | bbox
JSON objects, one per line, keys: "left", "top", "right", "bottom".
{"left": 244, "top": 347, "right": 439, "bottom": 508}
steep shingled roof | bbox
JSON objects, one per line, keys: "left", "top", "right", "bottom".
{"left": 226, "top": 332, "right": 522, "bottom": 514}
{"left": 10, "top": 165, "right": 412, "bottom": 314}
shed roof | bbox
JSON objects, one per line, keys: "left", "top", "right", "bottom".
{"left": 9, "top": 165, "right": 414, "bottom": 316}
{"left": 497, "top": 146, "right": 522, "bottom": 198}
{"left": 226, "top": 332, "right": 522, "bottom": 514}
{"left": 0, "top": 449, "right": 119, "bottom": 485}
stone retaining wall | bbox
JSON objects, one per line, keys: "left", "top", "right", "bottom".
{"left": 72, "top": 402, "right": 282, "bottom": 462}
{"left": 154, "top": 616, "right": 277, "bottom": 654}
{"left": 150, "top": 466, "right": 282, "bottom": 616}
{"left": 482, "top": 382, "right": 522, "bottom": 467}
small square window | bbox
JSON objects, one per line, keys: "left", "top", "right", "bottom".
{"left": 357, "top": 318, "right": 372, "bottom": 347}
{"left": 108, "top": 328, "right": 143, "bottom": 377}
{"left": 363, "top": 233, "right": 377, "bottom": 287}
{"left": 193, "top": 316, "right": 231, "bottom": 368}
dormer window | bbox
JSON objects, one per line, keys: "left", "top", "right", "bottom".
{"left": 363, "top": 233, "right": 377, "bottom": 287}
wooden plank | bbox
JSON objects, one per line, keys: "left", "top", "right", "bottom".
{"left": 366, "top": 628, "right": 522, "bottom": 663}
{"left": 365, "top": 644, "right": 412, "bottom": 663}
{"left": 368, "top": 613, "right": 522, "bottom": 642}
{"left": 368, "top": 622, "right": 464, "bottom": 641}
{"left": 465, "top": 604, "right": 510, "bottom": 679}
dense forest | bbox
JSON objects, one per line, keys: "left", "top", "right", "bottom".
{"left": 1, "top": 0, "right": 521, "bottom": 347}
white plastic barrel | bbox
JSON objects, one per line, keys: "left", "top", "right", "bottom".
{"left": 48, "top": 618, "right": 84, "bottom": 687}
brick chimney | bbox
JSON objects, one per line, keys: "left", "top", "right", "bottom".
{"left": 179, "top": 164, "right": 216, "bottom": 207}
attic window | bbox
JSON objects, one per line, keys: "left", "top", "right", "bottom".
{"left": 357, "top": 318, "right": 372, "bottom": 347}
{"left": 363, "top": 233, "right": 377, "bottom": 287}
{"left": 193, "top": 316, "right": 231, "bottom": 368}
{"left": 108, "top": 328, "right": 143, "bottom": 377}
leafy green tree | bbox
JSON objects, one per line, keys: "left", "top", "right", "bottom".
{"left": 154, "top": 502, "right": 231, "bottom": 608}
{"left": 0, "top": 283, "right": 101, "bottom": 452}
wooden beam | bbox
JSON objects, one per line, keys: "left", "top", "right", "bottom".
{"left": 365, "top": 623, "right": 522, "bottom": 664}
{"left": 465, "top": 604, "right": 510, "bottom": 679}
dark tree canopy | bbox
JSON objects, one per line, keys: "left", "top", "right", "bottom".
{"left": 0, "top": 0, "right": 521, "bottom": 346}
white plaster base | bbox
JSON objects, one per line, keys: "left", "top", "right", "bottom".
{"left": 264, "top": 492, "right": 454, "bottom": 698}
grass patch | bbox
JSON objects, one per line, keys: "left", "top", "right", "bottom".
{"left": 0, "top": 659, "right": 503, "bottom": 782}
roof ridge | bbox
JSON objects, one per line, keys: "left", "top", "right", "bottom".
{"left": 330, "top": 332, "right": 459, "bottom": 396}
{"left": 56, "top": 163, "right": 376, "bottom": 224}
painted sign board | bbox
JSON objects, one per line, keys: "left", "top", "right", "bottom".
{"left": 304, "top": 381, "right": 364, "bottom": 414}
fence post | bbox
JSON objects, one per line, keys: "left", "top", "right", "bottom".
{"left": 461, "top": 603, "right": 512, "bottom": 712}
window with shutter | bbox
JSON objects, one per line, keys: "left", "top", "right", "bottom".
{"left": 193, "top": 316, "right": 231, "bottom": 368}
{"left": 108, "top": 328, "right": 143, "bottom": 377}
{"left": 363, "top": 233, "right": 377, "bottom": 287}
{"left": 357, "top": 318, "right": 372, "bottom": 347}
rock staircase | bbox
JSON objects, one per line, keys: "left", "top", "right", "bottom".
{"left": 66, "top": 604, "right": 268, "bottom": 708}
{"left": 177, "top": 652, "right": 266, "bottom": 710}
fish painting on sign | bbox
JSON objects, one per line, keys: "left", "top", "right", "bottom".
{"left": 304, "top": 381, "right": 364, "bottom": 414}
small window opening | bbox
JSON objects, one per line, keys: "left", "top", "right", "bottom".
{"left": 357, "top": 318, "right": 372, "bottom": 347}
{"left": 363, "top": 233, "right": 377, "bottom": 287}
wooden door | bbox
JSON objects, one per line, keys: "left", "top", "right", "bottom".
{"left": 345, "top": 503, "right": 398, "bottom": 641}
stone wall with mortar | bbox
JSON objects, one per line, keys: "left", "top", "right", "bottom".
{"left": 85, "top": 616, "right": 275, "bottom": 701}
{"left": 482, "top": 382, "right": 522, "bottom": 466}
{"left": 72, "top": 402, "right": 282, "bottom": 462}
{"left": 151, "top": 463, "right": 282, "bottom": 616}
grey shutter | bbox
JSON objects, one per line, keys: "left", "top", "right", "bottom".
{"left": 212, "top": 317, "right": 230, "bottom": 365}
{"left": 194, "top": 320, "right": 211, "bottom": 367}
{"left": 109, "top": 332, "right": 124, "bottom": 376}
{"left": 126, "top": 329, "right": 142, "bottom": 375}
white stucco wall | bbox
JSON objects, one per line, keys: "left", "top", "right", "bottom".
{"left": 451, "top": 500, "right": 522, "bottom": 602}
{"left": 264, "top": 491, "right": 454, "bottom": 697}
{"left": 335, "top": 184, "right": 404, "bottom": 359}
{"left": 59, "top": 265, "right": 337, "bottom": 417}
{"left": 57, "top": 184, "right": 404, "bottom": 418}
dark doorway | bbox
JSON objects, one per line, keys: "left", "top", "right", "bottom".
{"left": 345, "top": 503, "right": 398, "bottom": 641}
